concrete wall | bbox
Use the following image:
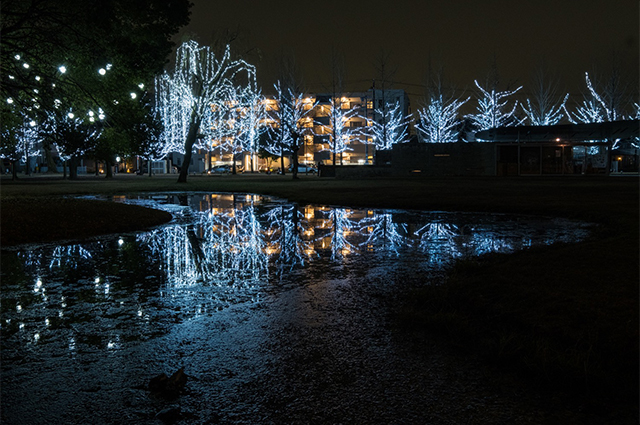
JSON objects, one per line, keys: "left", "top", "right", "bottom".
{"left": 392, "top": 142, "right": 496, "bottom": 176}
{"left": 320, "top": 165, "right": 392, "bottom": 179}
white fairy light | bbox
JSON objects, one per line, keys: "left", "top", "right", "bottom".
{"left": 99, "top": 68, "right": 106, "bottom": 75}
{"left": 264, "top": 81, "right": 316, "bottom": 169}
{"left": 467, "top": 80, "right": 522, "bottom": 134}
{"left": 155, "top": 40, "right": 257, "bottom": 175}
{"left": 7, "top": 98, "right": 13, "bottom": 104}
{"left": 365, "top": 101, "right": 412, "bottom": 150}
{"left": 23, "top": 63, "right": 29, "bottom": 69}
{"left": 59, "top": 65, "right": 67, "bottom": 74}
{"left": 417, "top": 94, "right": 469, "bottom": 143}
{"left": 130, "top": 92, "right": 137, "bottom": 99}
{"left": 316, "top": 95, "right": 356, "bottom": 160}
{"left": 522, "top": 93, "right": 568, "bottom": 126}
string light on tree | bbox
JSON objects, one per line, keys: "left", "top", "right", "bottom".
{"left": 416, "top": 94, "right": 469, "bottom": 143}
{"left": 468, "top": 80, "right": 522, "bottom": 136}
{"left": 155, "top": 40, "right": 257, "bottom": 183}
{"left": 364, "top": 101, "right": 412, "bottom": 150}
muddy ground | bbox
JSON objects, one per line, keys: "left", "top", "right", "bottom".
{"left": 1, "top": 255, "right": 612, "bottom": 425}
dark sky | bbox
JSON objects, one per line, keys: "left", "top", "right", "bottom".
{"left": 177, "top": 0, "right": 638, "bottom": 104}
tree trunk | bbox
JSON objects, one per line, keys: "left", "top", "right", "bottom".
{"left": 148, "top": 159, "right": 153, "bottom": 177}
{"left": 44, "top": 147, "right": 58, "bottom": 173}
{"left": 11, "top": 160, "right": 18, "bottom": 180}
{"left": 332, "top": 127, "right": 337, "bottom": 166}
{"left": 232, "top": 152, "right": 237, "bottom": 175}
{"left": 24, "top": 155, "right": 31, "bottom": 176}
{"left": 291, "top": 137, "right": 300, "bottom": 180}
{"left": 280, "top": 151, "right": 286, "bottom": 175}
{"left": 177, "top": 115, "right": 201, "bottom": 183}
{"left": 68, "top": 156, "right": 78, "bottom": 180}
{"left": 63, "top": 159, "right": 67, "bottom": 179}
{"left": 105, "top": 158, "right": 113, "bottom": 178}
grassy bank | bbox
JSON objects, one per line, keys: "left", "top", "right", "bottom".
{"left": 1, "top": 197, "right": 172, "bottom": 246}
{"left": 1, "top": 173, "right": 638, "bottom": 414}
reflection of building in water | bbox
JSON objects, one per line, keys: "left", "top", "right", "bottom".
{"left": 2, "top": 195, "right": 592, "bottom": 349}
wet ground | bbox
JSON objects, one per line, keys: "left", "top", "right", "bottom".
{"left": 1, "top": 193, "right": 597, "bottom": 424}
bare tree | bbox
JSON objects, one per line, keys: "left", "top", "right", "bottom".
{"left": 271, "top": 53, "right": 314, "bottom": 179}
{"left": 371, "top": 49, "right": 399, "bottom": 149}
{"left": 521, "top": 60, "right": 568, "bottom": 126}
{"left": 468, "top": 60, "right": 522, "bottom": 136}
{"left": 155, "top": 40, "right": 256, "bottom": 183}
{"left": 416, "top": 67, "right": 469, "bottom": 143}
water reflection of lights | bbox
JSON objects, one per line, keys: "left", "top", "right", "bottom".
{"left": 1, "top": 193, "right": 591, "bottom": 356}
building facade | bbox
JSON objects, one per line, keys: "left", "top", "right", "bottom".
{"left": 197, "top": 88, "right": 411, "bottom": 173}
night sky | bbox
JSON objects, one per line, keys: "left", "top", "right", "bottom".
{"left": 178, "top": 0, "right": 638, "bottom": 104}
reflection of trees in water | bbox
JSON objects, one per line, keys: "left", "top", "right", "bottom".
{"left": 359, "top": 212, "right": 407, "bottom": 255}
{"left": 263, "top": 204, "right": 315, "bottom": 271}
{"left": 3, "top": 196, "right": 590, "bottom": 344}
{"left": 140, "top": 202, "right": 268, "bottom": 293}
{"left": 45, "top": 245, "right": 94, "bottom": 270}
{"left": 466, "top": 232, "right": 516, "bottom": 256}
{"left": 415, "top": 222, "right": 463, "bottom": 266}
{"left": 315, "top": 208, "right": 356, "bottom": 260}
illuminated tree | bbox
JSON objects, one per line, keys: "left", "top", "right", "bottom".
{"left": 521, "top": 64, "right": 568, "bottom": 126}
{"left": 43, "top": 106, "right": 102, "bottom": 179}
{"left": 468, "top": 80, "right": 522, "bottom": 135}
{"left": 129, "top": 104, "right": 166, "bottom": 176}
{"left": 566, "top": 70, "right": 635, "bottom": 151}
{"left": 208, "top": 85, "right": 267, "bottom": 174}
{"left": 238, "top": 91, "right": 267, "bottom": 173}
{"left": 0, "top": 107, "right": 41, "bottom": 179}
{"left": 154, "top": 40, "right": 257, "bottom": 182}
{"left": 366, "top": 101, "right": 412, "bottom": 149}
{"left": 321, "top": 97, "right": 358, "bottom": 164}
{"left": 2, "top": 0, "right": 190, "bottom": 172}
{"left": 268, "top": 80, "right": 315, "bottom": 178}
{"left": 367, "top": 50, "right": 411, "bottom": 151}
{"left": 416, "top": 93, "right": 469, "bottom": 143}
{"left": 567, "top": 72, "right": 630, "bottom": 125}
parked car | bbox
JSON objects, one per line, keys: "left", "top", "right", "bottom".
{"left": 209, "top": 165, "right": 231, "bottom": 174}
{"left": 288, "top": 164, "right": 317, "bottom": 174}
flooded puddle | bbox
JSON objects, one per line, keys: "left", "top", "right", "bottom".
{"left": 1, "top": 193, "right": 592, "bottom": 424}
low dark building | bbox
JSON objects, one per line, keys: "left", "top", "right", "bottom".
{"left": 391, "top": 120, "right": 639, "bottom": 176}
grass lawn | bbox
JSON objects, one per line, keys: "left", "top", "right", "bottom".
{"left": 1, "top": 173, "right": 638, "bottom": 414}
